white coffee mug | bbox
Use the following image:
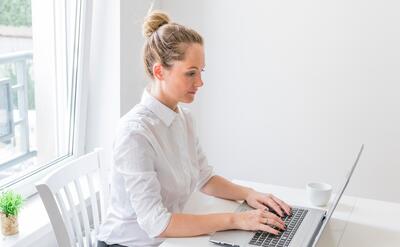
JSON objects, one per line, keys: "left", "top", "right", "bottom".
{"left": 306, "top": 182, "right": 332, "bottom": 207}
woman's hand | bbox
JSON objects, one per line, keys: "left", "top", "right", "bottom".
{"left": 245, "top": 189, "right": 292, "bottom": 217}
{"left": 233, "top": 209, "right": 286, "bottom": 235}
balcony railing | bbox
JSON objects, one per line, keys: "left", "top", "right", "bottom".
{"left": 0, "top": 51, "right": 37, "bottom": 171}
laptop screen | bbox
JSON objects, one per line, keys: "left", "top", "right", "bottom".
{"left": 312, "top": 144, "right": 364, "bottom": 246}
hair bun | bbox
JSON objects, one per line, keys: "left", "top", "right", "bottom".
{"left": 143, "top": 10, "right": 170, "bottom": 38}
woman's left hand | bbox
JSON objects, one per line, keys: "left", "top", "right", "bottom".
{"left": 245, "top": 189, "right": 292, "bottom": 217}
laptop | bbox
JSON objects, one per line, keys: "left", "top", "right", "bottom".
{"left": 209, "top": 144, "right": 364, "bottom": 247}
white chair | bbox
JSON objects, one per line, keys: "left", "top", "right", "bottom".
{"left": 36, "top": 149, "right": 110, "bottom": 247}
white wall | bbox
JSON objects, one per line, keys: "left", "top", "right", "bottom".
{"left": 120, "top": 0, "right": 160, "bottom": 116}
{"left": 162, "top": 0, "right": 400, "bottom": 203}
{"left": 85, "top": 0, "right": 400, "bottom": 203}
{"left": 85, "top": 0, "right": 120, "bottom": 165}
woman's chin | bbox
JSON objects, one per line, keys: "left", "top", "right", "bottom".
{"left": 181, "top": 94, "right": 195, "bottom": 103}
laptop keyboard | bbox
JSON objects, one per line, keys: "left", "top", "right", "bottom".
{"left": 247, "top": 207, "right": 308, "bottom": 247}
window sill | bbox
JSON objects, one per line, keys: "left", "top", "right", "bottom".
{"left": 1, "top": 194, "right": 56, "bottom": 247}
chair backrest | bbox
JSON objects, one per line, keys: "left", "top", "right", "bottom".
{"left": 36, "top": 149, "right": 110, "bottom": 247}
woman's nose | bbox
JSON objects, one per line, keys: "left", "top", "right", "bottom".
{"left": 195, "top": 76, "right": 204, "bottom": 87}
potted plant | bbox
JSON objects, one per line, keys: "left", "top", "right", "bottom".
{"left": 0, "top": 191, "right": 24, "bottom": 236}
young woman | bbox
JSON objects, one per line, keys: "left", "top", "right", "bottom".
{"left": 97, "top": 11, "right": 291, "bottom": 247}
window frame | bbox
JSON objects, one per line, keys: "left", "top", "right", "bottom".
{"left": 0, "top": 0, "right": 93, "bottom": 198}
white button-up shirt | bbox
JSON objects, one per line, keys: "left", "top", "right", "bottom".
{"left": 97, "top": 89, "right": 214, "bottom": 246}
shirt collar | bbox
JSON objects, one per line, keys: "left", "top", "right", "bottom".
{"left": 140, "top": 89, "right": 178, "bottom": 127}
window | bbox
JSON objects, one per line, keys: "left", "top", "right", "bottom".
{"left": 0, "top": 0, "right": 92, "bottom": 194}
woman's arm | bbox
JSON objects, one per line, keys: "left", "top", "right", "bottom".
{"left": 201, "top": 175, "right": 291, "bottom": 217}
{"left": 159, "top": 210, "right": 284, "bottom": 237}
{"left": 159, "top": 176, "right": 291, "bottom": 238}
{"left": 200, "top": 175, "right": 254, "bottom": 201}
{"left": 159, "top": 213, "right": 233, "bottom": 237}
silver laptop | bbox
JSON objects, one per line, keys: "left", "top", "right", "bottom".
{"left": 210, "top": 144, "right": 364, "bottom": 247}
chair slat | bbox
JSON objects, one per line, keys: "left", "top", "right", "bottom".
{"left": 87, "top": 174, "right": 100, "bottom": 233}
{"left": 55, "top": 190, "right": 76, "bottom": 244}
{"left": 64, "top": 183, "right": 84, "bottom": 247}
{"left": 36, "top": 184, "right": 72, "bottom": 247}
{"left": 74, "top": 178, "right": 92, "bottom": 246}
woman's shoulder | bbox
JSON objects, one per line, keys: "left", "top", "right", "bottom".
{"left": 117, "top": 104, "right": 156, "bottom": 133}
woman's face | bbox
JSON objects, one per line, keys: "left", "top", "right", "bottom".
{"left": 159, "top": 43, "right": 205, "bottom": 105}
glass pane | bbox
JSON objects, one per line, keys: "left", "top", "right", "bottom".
{"left": 0, "top": 0, "right": 77, "bottom": 187}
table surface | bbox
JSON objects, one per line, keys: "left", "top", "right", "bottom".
{"left": 161, "top": 180, "right": 400, "bottom": 247}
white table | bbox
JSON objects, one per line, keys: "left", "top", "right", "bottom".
{"left": 161, "top": 180, "right": 400, "bottom": 247}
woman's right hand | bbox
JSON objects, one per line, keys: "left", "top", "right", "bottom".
{"left": 233, "top": 209, "right": 286, "bottom": 235}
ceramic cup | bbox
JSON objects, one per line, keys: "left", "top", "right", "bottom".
{"left": 306, "top": 182, "right": 332, "bottom": 207}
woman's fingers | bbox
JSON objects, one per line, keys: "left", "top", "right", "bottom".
{"left": 254, "top": 201, "right": 269, "bottom": 211}
{"left": 262, "top": 211, "right": 285, "bottom": 230}
{"left": 266, "top": 211, "right": 285, "bottom": 226}
{"left": 263, "top": 197, "right": 284, "bottom": 217}
{"left": 263, "top": 217, "right": 285, "bottom": 231}
{"left": 239, "top": 209, "right": 286, "bottom": 233}
{"left": 258, "top": 223, "right": 281, "bottom": 235}
{"left": 271, "top": 195, "right": 292, "bottom": 215}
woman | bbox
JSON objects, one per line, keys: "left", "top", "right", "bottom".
{"left": 97, "top": 10, "right": 291, "bottom": 247}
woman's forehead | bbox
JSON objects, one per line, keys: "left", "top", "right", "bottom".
{"left": 177, "top": 44, "right": 205, "bottom": 69}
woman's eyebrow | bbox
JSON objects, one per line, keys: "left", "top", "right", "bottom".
{"left": 187, "top": 65, "right": 206, "bottom": 70}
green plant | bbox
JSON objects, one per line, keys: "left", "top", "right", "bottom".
{"left": 0, "top": 0, "right": 32, "bottom": 27}
{"left": 0, "top": 191, "right": 24, "bottom": 217}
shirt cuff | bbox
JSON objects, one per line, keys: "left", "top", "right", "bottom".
{"left": 146, "top": 211, "right": 172, "bottom": 238}
{"left": 196, "top": 168, "right": 216, "bottom": 191}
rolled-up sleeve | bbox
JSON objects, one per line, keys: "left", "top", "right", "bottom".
{"left": 113, "top": 127, "right": 171, "bottom": 238}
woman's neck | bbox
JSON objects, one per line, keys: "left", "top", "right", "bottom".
{"left": 147, "top": 84, "right": 178, "bottom": 112}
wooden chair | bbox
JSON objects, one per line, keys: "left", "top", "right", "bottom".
{"left": 36, "top": 149, "right": 109, "bottom": 247}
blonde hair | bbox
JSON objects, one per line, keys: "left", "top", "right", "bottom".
{"left": 142, "top": 10, "right": 203, "bottom": 79}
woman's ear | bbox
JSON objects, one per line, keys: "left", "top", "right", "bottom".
{"left": 153, "top": 63, "right": 163, "bottom": 81}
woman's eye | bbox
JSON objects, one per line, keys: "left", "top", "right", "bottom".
{"left": 187, "top": 71, "right": 196, "bottom": 77}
